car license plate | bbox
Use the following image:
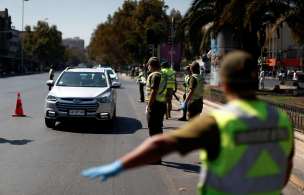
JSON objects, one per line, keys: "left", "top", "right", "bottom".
{"left": 69, "top": 110, "right": 85, "bottom": 116}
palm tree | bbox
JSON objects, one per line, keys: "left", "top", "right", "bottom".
{"left": 176, "top": 0, "right": 304, "bottom": 60}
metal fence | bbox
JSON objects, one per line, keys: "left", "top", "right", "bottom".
{"left": 205, "top": 88, "right": 304, "bottom": 133}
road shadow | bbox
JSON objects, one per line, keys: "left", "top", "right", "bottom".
{"left": 52, "top": 116, "right": 142, "bottom": 134}
{"left": 0, "top": 138, "right": 33, "bottom": 145}
{"left": 162, "top": 161, "right": 200, "bottom": 174}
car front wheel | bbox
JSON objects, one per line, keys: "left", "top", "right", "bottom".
{"left": 45, "top": 118, "right": 56, "bottom": 128}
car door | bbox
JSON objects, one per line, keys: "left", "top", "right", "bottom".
{"left": 107, "top": 71, "right": 115, "bottom": 116}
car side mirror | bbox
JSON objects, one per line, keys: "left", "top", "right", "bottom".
{"left": 46, "top": 80, "right": 54, "bottom": 86}
{"left": 111, "top": 82, "right": 121, "bottom": 88}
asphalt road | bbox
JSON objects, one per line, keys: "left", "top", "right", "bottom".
{"left": 0, "top": 73, "right": 303, "bottom": 195}
{"left": 0, "top": 72, "right": 201, "bottom": 195}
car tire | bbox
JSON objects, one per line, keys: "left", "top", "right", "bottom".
{"left": 45, "top": 118, "right": 56, "bottom": 128}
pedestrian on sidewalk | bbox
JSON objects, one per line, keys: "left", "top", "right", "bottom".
{"left": 161, "top": 61, "right": 177, "bottom": 119}
{"left": 131, "top": 66, "right": 135, "bottom": 79}
{"left": 136, "top": 65, "right": 147, "bottom": 103}
{"left": 0, "top": 63, "right": 2, "bottom": 78}
{"left": 180, "top": 62, "right": 205, "bottom": 121}
{"left": 82, "top": 51, "right": 294, "bottom": 195}
{"left": 260, "top": 67, "right": 265, "bottom": 89}
{"left": 293, "top": 69, "right": 299, "bottom": 88}
{"left": 272, "top": 68, "right": 276, "bottom": 78}
{"left": 178, "top": 66, "right": 191, "bottom": 121}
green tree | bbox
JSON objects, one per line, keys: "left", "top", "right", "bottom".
{"left": 23, "top": 21, "right": 65, "bottom": 69}
{"left": 88, "top": 1, "right": 137, "bottom": 66}
{"left": 64, "top": 48, "right": 86, "bottom": 67}
{"left": 88, "top": 0, "right": 172, "bottom": 66}
{"left": 177, "top": 0, "right": 304, "bottom": 61}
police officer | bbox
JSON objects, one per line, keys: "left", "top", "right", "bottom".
{"left": 161, "top": 61, "right": 177, "bottom": 119}
{"left": 178, "top": 66, "right": 191, "bottom": 121}
{"left": 181, "top": 62, "right": 205, "bottom": 121}
{"left": 49, "top": 65, "right": 54, "bottom": 91}
{"left": 145, "top": 57, "right": 166, "bottom": 139}
{"left": 82, "top": 51, "right": 294, "bottom": 195}
{"left": 136, "top": 65, "right": 147, "bottom": 103}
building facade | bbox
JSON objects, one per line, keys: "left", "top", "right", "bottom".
{"left": 62, "top": 37, "right": 85, "bottom": 53}
{"left": 10, "top": 29, "right": 20, "bottom": 57}
{"left": 262, "top": 22, "right": 303, "bottom": 71}
{"left": 0, "top": 8, "right": 12, "bottom": 72}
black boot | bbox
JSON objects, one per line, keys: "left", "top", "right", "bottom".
{"left": 178, "top": 117, "right": 187, "bottom": 121}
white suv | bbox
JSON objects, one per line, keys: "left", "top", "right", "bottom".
{"left": 45, "top": 68, "right": 120, "bottom": 128}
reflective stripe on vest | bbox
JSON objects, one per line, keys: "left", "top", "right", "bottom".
{"left": 199, "top": 104, "right": 291, "bottom": 195}
{"left": 185, "top": 75, "right": 190, "bottom": 96}
{"left": 189, "top": 74, "right": 205, "bottom": 100}
{"left": 161, "top": 68, "right": 176, "bottom": 89}
{"left": 145, "top": 70, "right": 167, "bottom": 102}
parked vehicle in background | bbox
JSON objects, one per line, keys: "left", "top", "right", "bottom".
{"left": 45, "top": 67, "right": 50, "bottom": 72}
{"left": 98, "top": 67, "right": 119, "bottom": 82}
{"left": 78, "top": 64, "right": 88, "bottom": 68}
{"left": 45, "top": 68, "right": 121, "bottom": 129}
{"left": 287, "top": 71, "right": 304, "bottom": 80}
{"left": 98, "top": 64, "right": 108, "bottom": 68}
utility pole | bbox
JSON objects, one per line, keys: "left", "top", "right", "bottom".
{"left": 171, "top": 17, "right": 174, "bottom": 69}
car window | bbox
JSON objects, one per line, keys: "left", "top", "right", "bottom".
{"left": 57, "top": 72, "right": 107, "bottom": 87}
{"left": 106, "top": 69, "right": 115, "bottom": 75}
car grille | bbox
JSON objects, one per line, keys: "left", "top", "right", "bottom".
{"left": 56, "top": 99, "right": 99, "bottom": 112}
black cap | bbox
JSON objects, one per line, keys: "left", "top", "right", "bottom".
{"left": 220, "top": 50, "right": 257, "bottom": 83}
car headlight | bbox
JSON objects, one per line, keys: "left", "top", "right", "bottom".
{"left": 116, "top": 76, "right": 118, "bottom": 80}
{"left": 47, "top": 95, "right": 58, "bottom": 101}
{"left": 97, "top": 94, "right": 111, "bottom": 103}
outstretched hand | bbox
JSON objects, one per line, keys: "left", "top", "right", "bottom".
{"left": 82, "top": 160, "right": 124, "bottom": 181}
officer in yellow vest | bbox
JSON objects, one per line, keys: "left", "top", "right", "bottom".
{"left": 181, "top": 62, "right": 205, "bottom": 121}
{"left": 49, "top": 65, "right": 54, "bottom": 91}
{"left": 145, "top": 57, "right": 167, "bottom": 140}
{"left": 161, "top": 61, "right": 177, "bottom": 119}
{"left": 82, "top": 51, "right": 294, "bottom": 195}
{"left": 178, "top": 66, "right": 192, "bottom": 121}
{"left": 136, "top": 65, "right": 147, "bottom": 103}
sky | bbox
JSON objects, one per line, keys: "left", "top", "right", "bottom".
{"left": 1, "top": 0, "right": 191, "bottom": 47}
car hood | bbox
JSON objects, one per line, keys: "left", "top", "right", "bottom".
{"left": 51, "top": 86, "right": 110, "bottom": 98}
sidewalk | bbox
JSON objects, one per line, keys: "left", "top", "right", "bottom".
{"left": 0, "top": 71, "right": 44, "bottom": 78}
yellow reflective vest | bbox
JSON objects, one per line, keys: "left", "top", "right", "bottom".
{"left": 198, "top": 100, "right": 293, "bottom": 195}
{"left": 145, "top": 70, "right": 167, "bottom": 102}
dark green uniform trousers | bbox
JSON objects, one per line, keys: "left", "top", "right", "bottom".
{"left": 187, "top": 98, "right": 203, "bottom": 121}
{"left": 139, "top": 83, "right": 145, "bottom": 102}
{"left": 147, "top": 101, "right": 166, "bottom": 136}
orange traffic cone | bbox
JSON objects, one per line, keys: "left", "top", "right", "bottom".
{"left": 12, "top": 93, "right": 26, "bottom": 117}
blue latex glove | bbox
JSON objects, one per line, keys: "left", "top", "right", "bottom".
{"left": 82, "top": 160, "right": 124, "bottom": 181}
{"left": 180, "top": 101, "right": 187, "bottom": 111}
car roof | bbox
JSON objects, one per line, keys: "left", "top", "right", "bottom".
{"left": 66, "top": 68, "right": 105, "bottom": 73}
{"left": 97, "top": 67, "right": 115, "bottom": 72}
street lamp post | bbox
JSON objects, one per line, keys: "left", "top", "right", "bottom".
{"left": 22, "top": 0, "right": 29, "bottom": 72}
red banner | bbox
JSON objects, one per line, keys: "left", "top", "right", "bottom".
{"left": 160, "top": 42, "right": 182, "bottom": 63}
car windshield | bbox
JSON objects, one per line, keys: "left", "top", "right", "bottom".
{"left": 56, "top": 72, "right": 107, "bottom": 87}
{"left": 107, "top": 70, "right": 115, "bottom": 75}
